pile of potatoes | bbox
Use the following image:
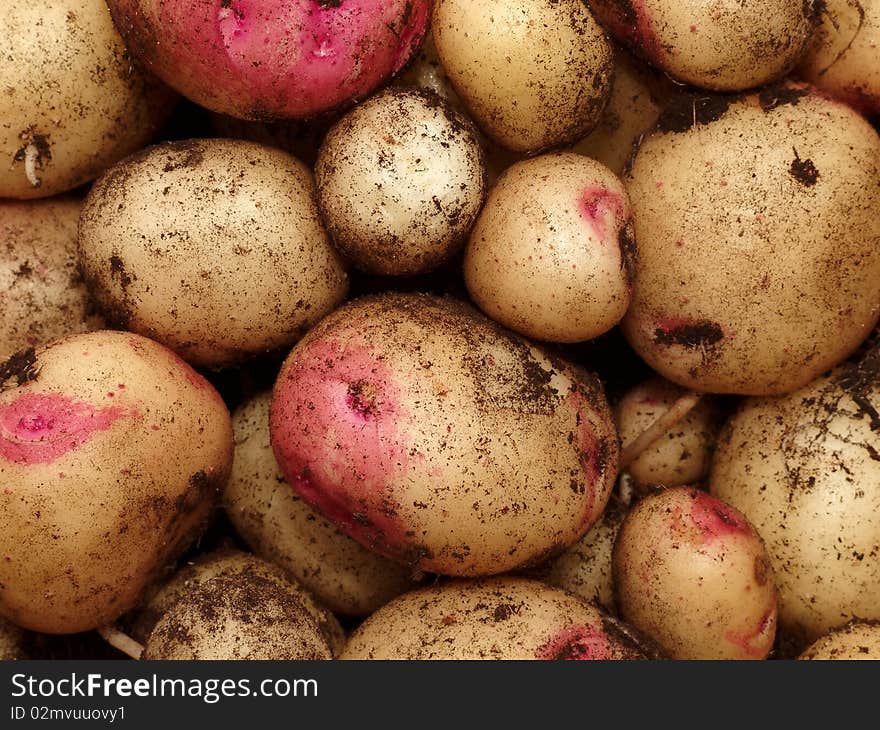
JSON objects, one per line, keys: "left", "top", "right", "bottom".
{"left": 0, "top": 0, "right": 878, "bottom": 662}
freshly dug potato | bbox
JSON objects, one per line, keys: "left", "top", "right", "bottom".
{"left": 316, "top": 88, "right": 487, "bottom": 276}
{"left": 142, "top": 554, "right": 333, "bottom": 661}
{"left": 132, "top": 550, "right": 344, "bottom": 656}
{"left": 464, "top": 153, "right": 636, "bottom": 343}
{"left": 224, "top": 392, "right": 414, "bottom": 617}
{"left": 0, "top": 198, "right": 103, "bottom": 361}
{"left": 800, "top": 622, "right": 880, "bottom": 660}
{"left": 0, "top": 0, "right": 175, "bottom": 199}
{"left": 799, "top": 0, "right": 880, "bottom": 116}
{"left": 107, "top": 0, "right": 430, "bottom": 121}
{"left": 711, "top": 348, "right": 880, "bottom": 642}
{"left": 0, "top": 331, "right": 233, "bottom": 634}
{"left": 432, "top": 0, "right": 614, "bottom": 153}
{"left": 613, "top": 487, "right": 778, "bottom": 659}
{"left": 623, "top": 84, "right": 880, "bottom": 395}
{"left": 0, "top": 617, "right": 28, "bottom": 660}
{"left": 341, "top": 577, "right": 657, "bottom": 660}
{"left": 616, "top": 378, "right": 720, "bottom": 492}
{"left": 78, "top": 139, "right": 348, "bottom": 369}
{"left": 271, "top": 294, "right": 619, "bottom": 577}
{"left": 588, "top": 0, "right": 819, "bottom": 91}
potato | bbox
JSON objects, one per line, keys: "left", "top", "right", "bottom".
{"left": 224, "top": 392, "right": 414, "bottom": 617}
{"left": 0, "top": 617, "right": 28, "bottom": 660}
{"left": 270, "top": 293, "right": 619, "bottom": 577}
{"left": 0, "top": 198, "right": 103, "bottom": 361}
{"left": 588, "top": 0, "right": 819, "bottom": 91}
{"left": 614, "top": 487, "right": 778, "bottom": 659}
{"left": 0, "top": 331, "right": 233, "bottom": 634}
{"left": 107, "top": 0, "right": 430, "bottom": 121}
{"left": 341, "top": 577, "right": 658, "bottom": 660}
{"left": 142, "top": 553, "right": 333, "bottom": 661}
{"left": 432, "top": 0, "right": 614, "bottom": 153}
{"left": 0, "top": 0, "right": 175, "bottom": 199}
{"left": 623, "top": 83, "right": 880, "bottom": 396}
{"left": 800, "top": 622, "right": 880, "bottom": 660}
{"left": 316, "top": 88, "right": 487, "bottom": 276}
{"left": 464, "top": 153, "right": 636, "bottom": 343}
{"left": 132, "top": 550, "right": 344, "bottom": 657}
{"left": 616, "top": 378, "right": 720, "bottom": 492}
{"left": 78, "top": 139, "right": 349, "bottom": 369}
{"left": 710, "top": 348, "right": 880, "bottom": 642}
{"left": 799, "top": 0, "right": 880, "bottom": 116}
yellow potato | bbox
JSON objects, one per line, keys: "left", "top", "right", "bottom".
{"left": 800, "top": 622, "right": 880, "bottom": 660}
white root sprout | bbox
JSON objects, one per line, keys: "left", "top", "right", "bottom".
{"left": 97, "top": 625, "right": 144, "bottom": 660}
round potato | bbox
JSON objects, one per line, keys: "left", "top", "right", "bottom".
{"left": 0, "top": 331, "right": 233, "bottom": 634}
{"left": 271, "top": 293, "right": 619, "bottom": 577}
{"left": 800, "top": 621, "right": 880, "bottom": 660}
{"left": 711, "top": 348, "right": 880, "bottom": 642}
{"left": 341, "top": 577, "right": 657, "bottom": 660}
{"left": 0, "top": 0, "right": 175, "bottom": 199}
{"left": 0, "top": 617, "right": 28, "bottom": 660}
{"left": 432, "top": 0, "right": 614, "bottom": 153}
{"left": 0, "top": 197, "right": 103, "bottom": 361}
{"left": 224, "top": 392, "right": 414, "bottom": 617}
{"left": 613, "top": 487, "right": 778, "bottom": 659}
{"left": 78, "top": 139, "right": 349, "bottom": 369}
{"left": 623, "top": 84, "right": 880, "bottom": 395}
{"left": 464, "top": 153, "right": 636, "bottom": 343}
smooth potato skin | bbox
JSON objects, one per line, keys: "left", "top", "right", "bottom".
{"left": 341, "top": 578, "right": 654, "bottom": 660}
{"left": 0, "top": 0, "right": 175, "bottom": 199}
{"left": 271, "top": 294, "right": 619, "bottom": 577}
{"left": 0, "top": 331, "right": 233, "bottom": 634}
{"left": 78, "top": 139, "right": 349, "bottom": 368}
{"left": 800, "top": 622, "right": 880, "bottom": 660}
{"left": 623, "top": 84, "right": 880, "bottom": 395}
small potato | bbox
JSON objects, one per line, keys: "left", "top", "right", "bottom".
{"left": 0, "top": 617, "right": 28, "bottom": 660}
{"left": 799, "top": 0, "right": 880, "bottom": 116}
{"left": 142, "top": 552, "right": 333, "bottom": 661}
{"left": 0, "top": 0, "right": 175, "bottom": 199}
{"left": 616, "top": 378, "right": 720, "bottom": 492}
{"left": 0, "top": 198, "right": 103, "bottom": 361}
{"left": 0, "top": 331, "right": 233, "bottom": 634}
{"left": 588, "top": 0, "right": 819, "bottom": 91}
{"left": 132, "top": 550, "right": 344, "bottom": 657}
{"left": 341, "top": 577, "right": 658, "bottom": 660}
{"left": 271, "top": 294, "right": 619, "bottom": 577}
{"left": 613, "top": 487, "right": 778, "bottom": 659}
{"left": 623, "top": 84, "right": 880, "bottom": 395}
{"left": 78, "top": 139, "right": 349, "bottom": 369}
{"left": 316, "top": 88, "right": 487, "bottom": 276}
{"left": 432, "top": 0, "right": 614, "bottom": 153}
{"left": 800, "top": 622, "right": 880, "bottom": 660}
{"left": 464, "top": 153, "right": 636, "bottom": 343}
{"left": 224, "top": 392, "right": 414, "bottom": 617}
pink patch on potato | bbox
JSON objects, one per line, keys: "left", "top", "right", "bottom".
{"left": 689, "top": 491, "right": 753, "bottom": 542}
{"left": 597, "top": 0, "right": 667, "bottom": 64}
{"left": 0, "top": 393, "right": 128, "bottom": 465}
{"left": 536, "top": 624, "right": 614, "bottom": 660}
{"left": 579, "top": 186, "right": 626, "bottom": 241}
{"left": 566, "top": 388, "right": 615, "bottom": 529}
{"left": 724, "top": 603, "right": 778, "bottom": 659}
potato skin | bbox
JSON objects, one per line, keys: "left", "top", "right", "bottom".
{"left": 341, "top": 577, "right": 656, "bottom": 660}
{"left": 432, "top": 0, "right": 614, "bottom": 153}
{"left": 711, "top": 350, "right": 880, "bottom": 642}
{"left": 800, "top": 621, "right": 880, "bottom": 660}
{"left": 0, "top": 617, "right": 28, "bottom": 660}
{"left": 271, "top": 294, "right": 619, "bottom": 577}
{"left": 623, "top": 84, "right": 880, "bottom": 396}
{"left": 0, "top": 331, "right": 233, "bottom": 634}
{"left": 78, "top": 139, "right": 349, "bottom": 369}
{"left": 613, "top": 487, "right": 778, "bottom": 659}
{"left": 0, "top": 0, "right": 175, "bottom": 199}
{"left": 0, "top": 198, "right": 104, "bottom": 361}
{"left": 464, "top": 153, "right": 636, "bottom": 343}
{"left": 224, "top": 392, "right": 414, "bottom": 617}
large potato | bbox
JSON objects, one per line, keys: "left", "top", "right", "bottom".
{"left": 711, "top": 348, "right": 880, "bottom": 642}
{"left": 0, "top": 331, "right": 233, "bottom": 634}
{"left": 0, "top": 198, "right": 103, "bottom": 361}
{"left": 78, "top": 139, "right": 349, "bottom": 369}
{"left": 341, "top": 578, "right": 657, "bottom": 660}
{"left": 271, "top": 294, "right": 619, "bottom": 577}
{"left": 623, "top": 84, "right": 880, "bottom": 395}
{"left": 0, "top": 0, "right": 175, "bottom": 199}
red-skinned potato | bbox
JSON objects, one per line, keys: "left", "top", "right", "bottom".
{"left": 800, "top": 622, "right": 880, "bottom": 660}
{"left": 0, "top": 331, "right": 233, "bottom": 634}
{"left": 271, "top": 293, "right": 619, "bottom": 577}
